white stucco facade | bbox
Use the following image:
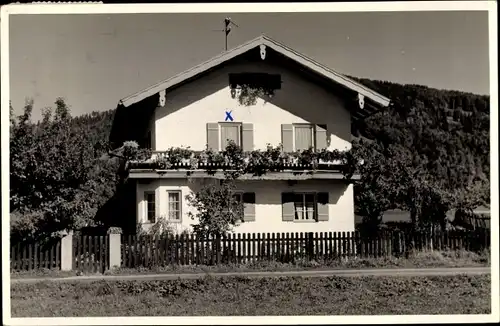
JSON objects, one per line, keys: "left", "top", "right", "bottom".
{"left": 151, "top": 60, "right": 352, "bottom": 152}
{"left": 135, "top": 58, "right": 357, "bottom": 233}
{"left": 137, "top": 179, "right": 355, "bottom": 233}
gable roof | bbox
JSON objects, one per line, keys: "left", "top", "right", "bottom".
{"left": 118, "top": 34, "right": 391, "bottom": 109}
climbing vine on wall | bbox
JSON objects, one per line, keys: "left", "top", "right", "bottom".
{"left": 235, "top": 84, "right": 276, "bottom": 106}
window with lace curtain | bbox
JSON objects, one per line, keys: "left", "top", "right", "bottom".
{"left": 294, "top": 124, "right": 315, "bottom": 151}
{"left": 166, "top": 191, "right": 181, "bottom": 221}
{"left": 293, "top": 193, "right": 316, "bottom": 221}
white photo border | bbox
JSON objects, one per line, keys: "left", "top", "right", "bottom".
{"left": 1, "top": 1, "right": 498, "bottom": 325}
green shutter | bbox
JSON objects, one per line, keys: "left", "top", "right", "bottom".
{"left": 315, "top": 124, "right": 327, "bottom": 151}
{"left": 282, "top": 192, "right": 295, "bottom": 221}
{"left": 281, "top": 124, "right": 294, "bottom": 152}
{"left": 242, "top": 123, "right": 254, "bottom": 152}
{"left": 206, "top": 123, "right": 219, "bottom": 151}
{"left": 317, "top": 192, "right": 329, "bottom": 221}
{"left": 243, "top": 192, "right": 256, "bottom": 222}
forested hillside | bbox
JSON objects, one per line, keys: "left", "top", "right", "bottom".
{"left": 351, "top": 78, "right": 489, "bottom": 232}
{"left": 9, "top": 78, "right": 490, "bottom": 241}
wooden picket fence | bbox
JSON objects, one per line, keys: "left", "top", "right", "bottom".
{"left": 120, "top": 229, "right": 490, "bottom": 268}
{"left": 72, "top": 235, "right": 109, "bottom": 273}
{"left": 10, "top": 229, "right": 490, "bottom": 271}
{"left": 10, "top": 240, "right": 61, "bottom": 271}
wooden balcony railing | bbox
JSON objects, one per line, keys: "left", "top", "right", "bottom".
{"left": 127, "top": 150, "right": 348, "bottom": 171}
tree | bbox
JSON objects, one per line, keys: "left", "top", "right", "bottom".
{"left": 352, "top": 139, "right": 395, "bottom": 233}
{"left": 186, "top": 179, "right": 244, "bottom": 237}
{"left": 185, "top": 141, "right": 246, "bottom": 237}
{"left": 10, "top": 98, "right": 117, "bottom": 242}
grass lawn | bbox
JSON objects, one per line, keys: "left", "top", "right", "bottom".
{"left": 10, "top": 249, "right": 490, "bottom": 279}
{"left": 11, "top": 274, "right": 490, "bottom": 316}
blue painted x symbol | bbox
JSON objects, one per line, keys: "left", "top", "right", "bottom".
{"left": 225, "top": 110, "right": 234, "bottom": 122}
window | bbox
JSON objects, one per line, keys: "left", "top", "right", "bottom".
{"left": 220, "top": 122, "right": 242, "bottom": 149}
{"left": 229, "top": 192, "right": 243, "bottom": 219}
{"left": 294, "top": 124, "right": 314, "bottom": 151}
{"left": 167, "top": 191, "right": 181, "bottom": 221}
{"left": 294, "top": 193, "right": 316, "bottom": 221}
{"left": 228, "top": 73, "right": 282, "bottom": 91}
{"left": 207, "top": 122, "right": 253, "bottom": 152}
{"left": 230, "top": 192, "right": 256, "bottom": 222}
{"left": 282, "top": 192, "right": 329, "bottom": 222}
{"left": 232, "top": 192, "right": 243, "bottom": 203}
{"left": 144, "top": 192, "right": 156, "bottom": 223}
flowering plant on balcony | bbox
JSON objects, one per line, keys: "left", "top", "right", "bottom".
{"left": 125, "top": 140, "right": 363, "bottom": 181}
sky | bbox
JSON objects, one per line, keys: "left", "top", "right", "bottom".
{"left": 8, "top": 11, "right": 490, "bottom": 121}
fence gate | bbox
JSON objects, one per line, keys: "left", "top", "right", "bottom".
{"left": 73, "top": 235, "right": 109, "bottom": 273}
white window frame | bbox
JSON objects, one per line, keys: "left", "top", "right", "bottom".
{"left": 232, "top": 191, "right": 243, "bottom": 203}
{"left": 144, "top": 191, "right": 156, "bottom": 223}
{"left": 293, "top": 192, "right": 317, "bottom": 222}
{"left": 292, "top": 123, "right": 316, "bottom": 152}
{"left": 166, "top": 190, "right": 182, "bottom": 222}
{"left": 219, "top": 122, "right": 242, "bottom": 150}
{"left": 230, "top": 191, "right": 244, "bottom": 220}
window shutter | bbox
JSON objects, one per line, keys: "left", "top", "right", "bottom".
{"left": 242, "top": 123, "right": 254, "bottom": 152}
{"left": 281, "top": 124, "right": 294, "bottom": 152}
{"left": 317, "top": 192, "right": 329, "bottom": 221}
{"left": 243, "top": 192, "right": 256, "bottom": 222}
{"left": 206, "top": 123, "right": 219, "bottom": 151}
{"left": 315, "top": 124, "right": 327, "bottom": 151}
{"left": 282, "top": 192, "right": 295, "bottom": 221}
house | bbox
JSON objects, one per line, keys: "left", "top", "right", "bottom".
{"left": 109, "top": 35, "right": 391, "bottom": 234}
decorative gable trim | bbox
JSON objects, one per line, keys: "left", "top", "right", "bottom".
{"left": 118, "top": 35, "right": 391, "bottom": 109}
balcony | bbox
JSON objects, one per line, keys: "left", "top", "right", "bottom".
{"left": 125, "top": 147, "right": 361, "bottom": 181}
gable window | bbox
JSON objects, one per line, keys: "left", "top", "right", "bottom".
{"left": 294, "top": 124, "right": 315, "bottom": 151}
{"left": 144, "top": 191, "right": 156, "bottom": 223}
{"left": 294, "top": 193, "right": 316, "bottom": 221}
{"left": 167, "top": 191, "right": 182, "bottom": 221}
{"left": 207, "top": 122, "right": 254, "bottom": 152}
{"left": 220, "top": 122, "right": 242, "bottom": 150}
{"left": 281, "top": 124, "right": 327, "bottom": 153}
{"left": 229, "top": 73, "right": 282, "bottom": 91}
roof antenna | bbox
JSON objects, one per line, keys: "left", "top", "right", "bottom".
{"left": 212, "top": 17, "right": 239, "bottom": 51}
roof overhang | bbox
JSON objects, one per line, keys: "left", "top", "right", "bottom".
{"left": 118, "top": 35, "right": 391, "bottom": 110}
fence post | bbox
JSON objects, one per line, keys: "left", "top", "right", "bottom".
{"left": 108, "top": 227, "right": 122, "bottom": 270}
{"left": 61, "top": 230, "right": 74, "bottom": 271}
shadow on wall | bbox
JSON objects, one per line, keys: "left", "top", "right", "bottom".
{"left": 234, "top": 179, "right": 348, "bottom": 206}
{"left": 155, "top": 57, "right": 248, "bottom": 122}
{"left": 264, "top": 72, "right": 351, "bottom": 148}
